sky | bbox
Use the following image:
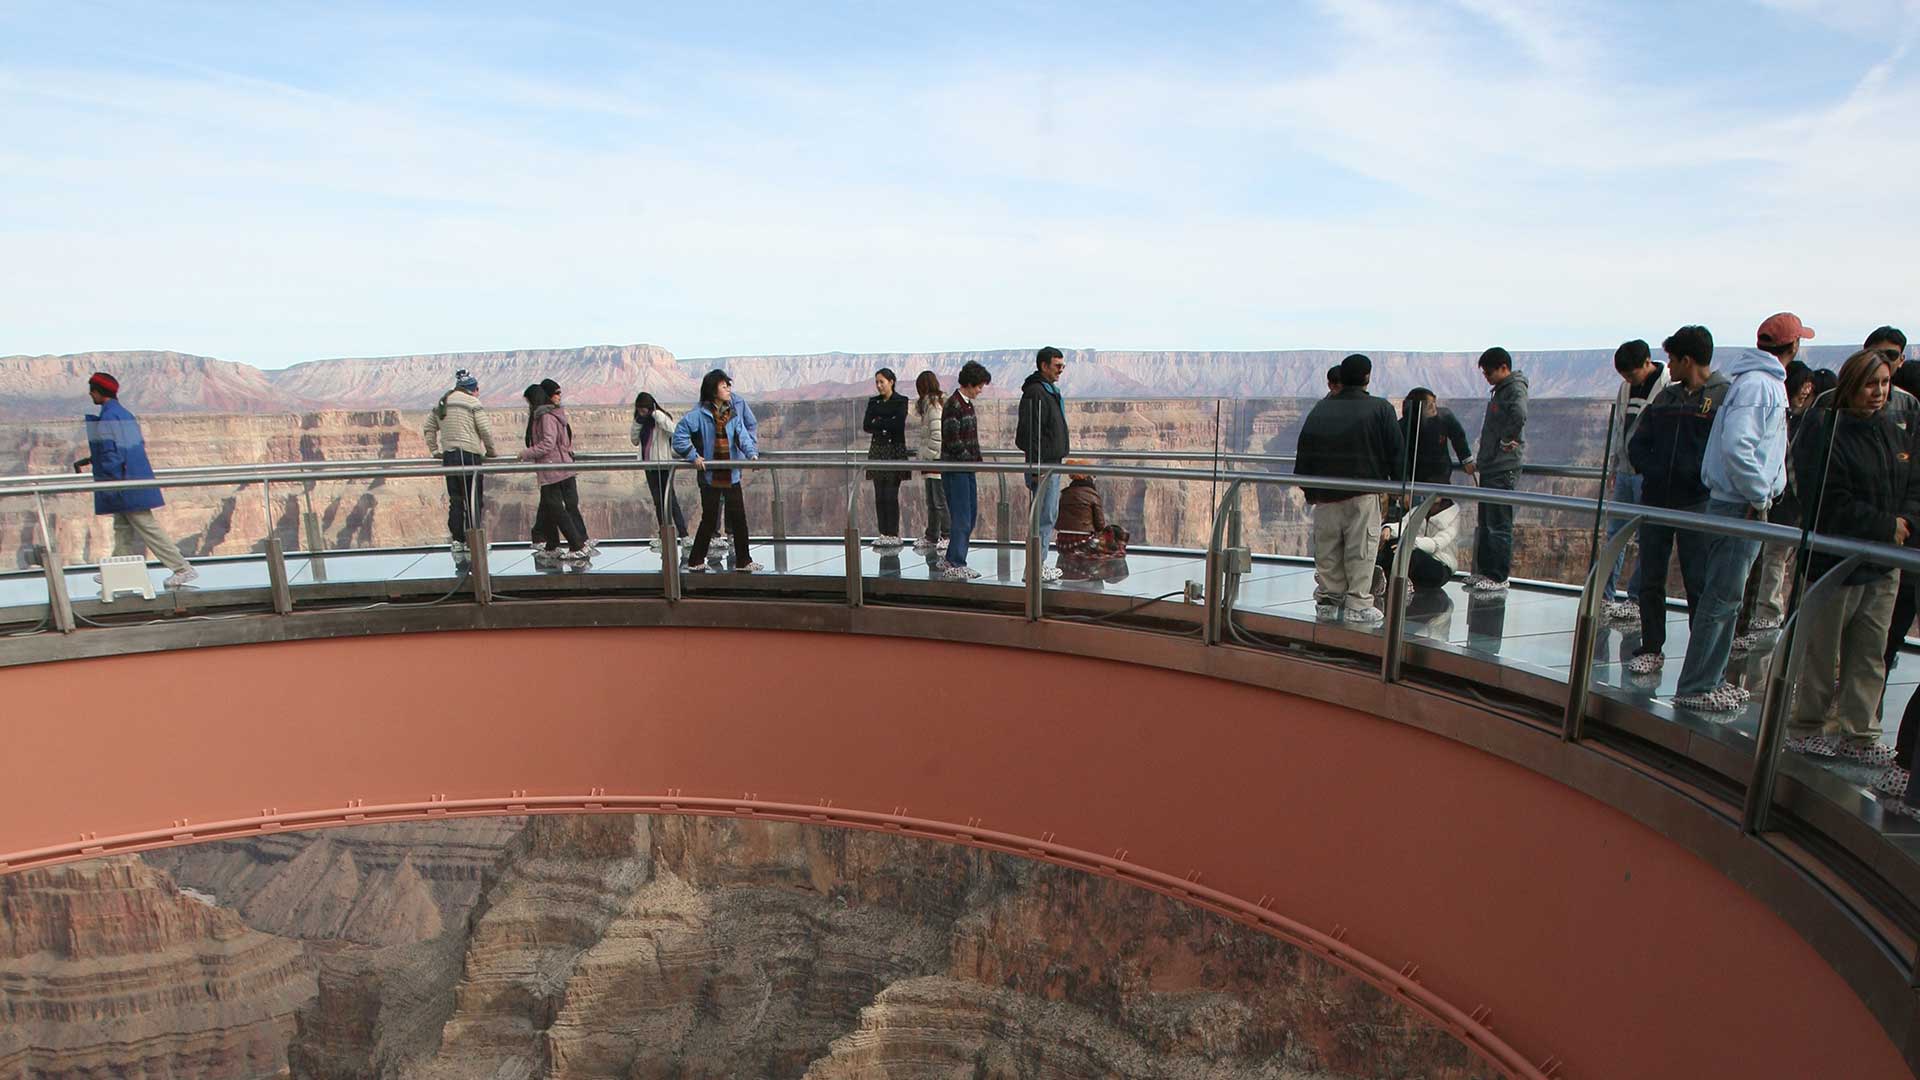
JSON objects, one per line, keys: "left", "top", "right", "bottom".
{"left": 1, "top": 0, "right": 1916, "bottom": 368}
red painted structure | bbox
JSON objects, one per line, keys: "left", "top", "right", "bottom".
{"left": 0, "top": 626, "right": 1903, "bottom": 1079}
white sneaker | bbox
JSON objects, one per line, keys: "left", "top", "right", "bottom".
{"left": 533, "top": 549, "right": 561, "bottom": 567}
{"left": 649, "top": 538, "right": 664, "bottom": 553}
{"left": 1463, "top": 574, "right": 1490, "bottom": 589}
{"left": 1785, "top": 733, "right": 1840, "bottom": 758}
{"left": 1344, "top": 606, "right": 1384, "bottom": 625}
{"left": 1874, "top": 767, "right": 1911, "bottom": 799}
{"left": 1028, "top": 565, "right": 1062, "bottom": 583}
{"left": 561, "top": 548, "right": 592, "bottom": 564}
{"left": 581, "top": 539, "right": 601, "bottom": 557}
{"left": 1729, "top": 633, "right": 1762, "bottom": 657}
{"left": 1834, "top": 739, "right": 1897, "bottom": 767}
{"left": 711, "top": 535, "right": 731, "bottom": 552}
{"left": 163, "top": 566, "right": 200, "bottom": 590}
{"left": 1749, "top": 614, "right": 1784, "bottom": 632}
{"left": 942, "top": 565, "right": 974, "bottom": 581}
{"left": 1314, "top": 603, "right": 1341, "bottom": 621}
{"left": 1470, "top": 577, "right": 1509, "bottom": 593}
{"left": 1603, "top": 600, "right": 1639, "bottom": 622}
{"left": 912, "top": 538, "right": 937, "bottom": 552}
{"left": 451, "top": 540, "right": 470, "bottom": 556}
{"left": 734, "top": 561, "right": 763, "bottom": 573}
{"left": 1672, "top": 682, "right": 1746, "bottom": 713}
{"left": 1625, "top": 651, "right": 1665, "bottom": 675}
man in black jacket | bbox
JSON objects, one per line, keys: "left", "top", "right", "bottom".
{"left": 1295, "top": 353, "right": 1405, "bottom": 625}
{"left": 1623, "top": 326, "right": 1729, "bottom": 676}
{"left": 1016, "top": 346, "right": 1070, "bottom": 583}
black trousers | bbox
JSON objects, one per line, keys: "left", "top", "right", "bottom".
{"left": 1634, "top": 510, "right": 1710, "bottom": 656}
{"left": 647, "top": 468, "right": 687, "bottom": 537}
{"left": 443, "top": 449, "right": 485, "bottom": 543}
{"left": 1377, "top": 540, "right": 1452, "bottom": 590}
{"left": 533, "top": 477, "right": 588, "bottom": 551}
{"left": 872, "top": 472, "right": 904, "bottom": 535}
{"left": 691, "top": 484, "right": 752, "bottom": 565}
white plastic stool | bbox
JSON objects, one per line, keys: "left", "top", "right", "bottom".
{"left": 98, "top": 555, "right": 156, "bottom": 602}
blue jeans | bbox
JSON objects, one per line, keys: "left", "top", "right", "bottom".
{"left": 943, "top": 472, "right": 978, "bottom": 567}
{"left": 1676, "top": 498, "right": 1765, "bottom": 696}
{"left": 1026, "top": 471, "right": 1062, "bottom": 555}
{"left": 1603, "top": 473, "right": 1643, "bottom": 601}
{"left": 1474, "top": 472, "right": 1517, "bottom": 582}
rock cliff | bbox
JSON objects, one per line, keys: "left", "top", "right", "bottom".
{"left": 0, "top": 857, "right": 316, "bottom": 1079}
{"left": 1, "top": 396, "right": 1614, "bottom": 585}
{"left": 4, "top": 341, "right": 1881, "bottom": 417}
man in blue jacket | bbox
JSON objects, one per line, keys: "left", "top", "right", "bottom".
{"left": 71, "top": 372, "right": 198, "bottom": 589}
{"left": 1672, "top": 314, "right": 1802, "bottom": 711}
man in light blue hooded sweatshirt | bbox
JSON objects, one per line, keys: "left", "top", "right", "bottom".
{"left": 1672, "top": 313, "right": 1807, "bottom": 712}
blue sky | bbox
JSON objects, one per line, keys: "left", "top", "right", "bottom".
{"left": 1, "top": 0, "right": 1915, "bottom": 367}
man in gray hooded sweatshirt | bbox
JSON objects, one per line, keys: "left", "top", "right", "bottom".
{"left": 1466, "top": 347, "right": 1528, "bottom": 593}
{"left": 1671, "top": 314, "right": 1799, "bottom": 712}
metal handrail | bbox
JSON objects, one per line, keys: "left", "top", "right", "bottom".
{"left": 8, "top": 456, "right": 1917, "bottom": 577}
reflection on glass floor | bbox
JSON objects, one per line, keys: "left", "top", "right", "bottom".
{"left": 3, "top": 536, "right": 1917, "bottom": 855}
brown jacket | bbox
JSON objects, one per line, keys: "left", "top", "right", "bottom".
{"left": 1056, "top": 478, "right": 1105, "bottom": 534}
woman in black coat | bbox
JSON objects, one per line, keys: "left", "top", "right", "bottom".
{"left": 863, "top": 367, "right": 911, "bottom": 548}
{"left": 1790, "top": 348, "right": 1918, "bottom": 769}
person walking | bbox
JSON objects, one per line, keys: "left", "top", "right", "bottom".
{"left": 1623, "top": 327, "right": 1727, "bottom": 676}
{"left": 422, "top": 368, "right": 495, "bottom": 557}
{"left": 71, "top": 372, "right": 198, "bottom": 589}
{"left": 1601, "top": 340, "right": 1671, "bottom": 621}
{"left": 1465, "top": 347, "right": 1528, "bottom": 594}
{"left": 519, "top": 379, "right": 594, "bottom": 566}
{"left": 940, "top": 361, "right": 993, "bottom": 580}
{"left": 672, "top": 369, "right": 762, "bottom": 573}
{"left": 630, "top": 391, "right": 687, "bottom": 554}
{"left": 912, "top": 371, "right": 950, "bottom": 556}
{"left": 863, "top": 367, "right": 911, "bottom": 549}
{"left": 1783, "top": 348, "right": 1914, "bottom": 766}
{"left": 1671, "top": 315, "right": 1800, "bottom": 712}
{"left": 1016, "top": 346, "right": 1070, "bottom": 584}
{"left": 1295, "top": 353, "right": 1405, "bottom": 624}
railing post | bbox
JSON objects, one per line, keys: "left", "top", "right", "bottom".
{"left": 1381, "top": 495, "right": 1437, "bottom": 684}
{"left": 260, "top": 479, "right": 275, "bottom": 548}
{"left": 845, "top": 464, "right": 865, "bottom": 608}
{"left": 1563, "top": 514, "right": 1644, "bottom": 740}
{"left": 38, "top": 544, "right": 74, "bottom": 634}
{"left": 466, "top": 526, "right": 492, "bottom": 606}
{"left": 266, "top": 537, "right": 293, "bottom": 615}
{"left": 1025, "top": 465, "right": 1048, "bottom": 622}
{"left": 770, "top": 468, "right": 788, "bottom": 544}
{"left": 302, "top": 482, "right": 327, "bottom": 583}
{"left": 1203, "top": 480, "right": 1245, "bottom": 645}
{"left": 661, "top": 467, "right": 682, "bottom": 603}
{"left": 1744, "top": 554, "right": 1860, "bottom": 834}
{"left": 996, "top": 470, "right": 1011, "bottom": 548}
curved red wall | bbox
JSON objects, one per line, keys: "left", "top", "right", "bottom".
{"left": 0, "top": 627, "right": 1903, "bottom": 1079}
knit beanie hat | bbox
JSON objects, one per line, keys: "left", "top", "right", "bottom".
{"left": 454, "top": 369, "right": 479, "bottom": 392}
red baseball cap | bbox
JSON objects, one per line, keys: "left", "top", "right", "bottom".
{"left": 1757, "top": 312, "right": 1815, "bottom": 349}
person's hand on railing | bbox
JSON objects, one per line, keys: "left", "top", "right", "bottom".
{"left": 71, "top": 457, "right": 91, "bottom": 474}
{"left": 1461, "top": 461, "right": 1477, "bottom": 477}
{"left": 1898, "top": 518, "right": 1912, "bottom": 547}
{"left": 691, "top": 456, "right": 706, "bottom": 471}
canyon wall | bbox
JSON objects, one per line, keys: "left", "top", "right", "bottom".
{"left": 1, "top": 817, "right": 1493, "bottom": 1079}
{"left": 0, "top": 397, "right": 1614, "bottom": 585}
{"left": 5, "top": 342, "right": 1884, "bottom": 417}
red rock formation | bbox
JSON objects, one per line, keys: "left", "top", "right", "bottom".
{"left": 0, "top": 857, "right": 316, "bottom": 1079}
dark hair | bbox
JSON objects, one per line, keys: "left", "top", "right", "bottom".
{"left": 1894, "top": 361, "right": 1920, "bottom": 399}
{"left": 1338, "top": 353, "right": 1372, "bottom": 387}
{"left": 522, "top": 383, "right": 548, "bottom": 446}
{"left": 1812, "top": 368, "right": 1839, "bottom": 399}
{"left": 1785, "top": 364, "right": 1815, "bottom": 402}
{"left": 539, "top": 378, "right": 561, "bottom": 397}
{"left": 634, "top": 390, "right": 670, "bottom": 425}
{"left": 699, "top": 368, "right": 732, "bottom": 405}
{"left": 1326, "top": 364, "right": 1343, "bottom": 388}
{"left": 874, "top": 367, "right": 898, "bottom": 392}
{"left": 957, "top": 360, "right": 992, "bottom": 388}
{"left": 1036, "top": 346, "right": 1064, "bottom": 369}
{"left": 1836, "top": 348, "right": 1895, "bottom": 413}
{"left": 1613, "top": 339, "right": 1651, "bottom": 374}
{"left": 1661, "top": 325, "right": 1714, "bottom": 367}
{"left": 1867, "top": 326, "right": 1908, "bottom": 354}
{"left": 914, "top": 371, "right": 943, "bottom": 417}
{"left": 1403, "top": 386, "right": 1435, "bottom": 413}
{"left": 1477, "top": 347, "right": 1513, "bottom": 373}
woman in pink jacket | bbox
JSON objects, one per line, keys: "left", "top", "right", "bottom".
{"left": 519, "top": 380, "right": 596, "bottom": 565}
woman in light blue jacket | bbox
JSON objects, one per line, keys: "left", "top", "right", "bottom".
{"left": 671, "top": 369, "right": 762, "bottom": 572}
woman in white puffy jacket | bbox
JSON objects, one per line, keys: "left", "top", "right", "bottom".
{"left": 630, "top": 391, "right": 688, "bottom": 551}
{"left": 1377, "top": 497, "right": 1461, "bottom": 590}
